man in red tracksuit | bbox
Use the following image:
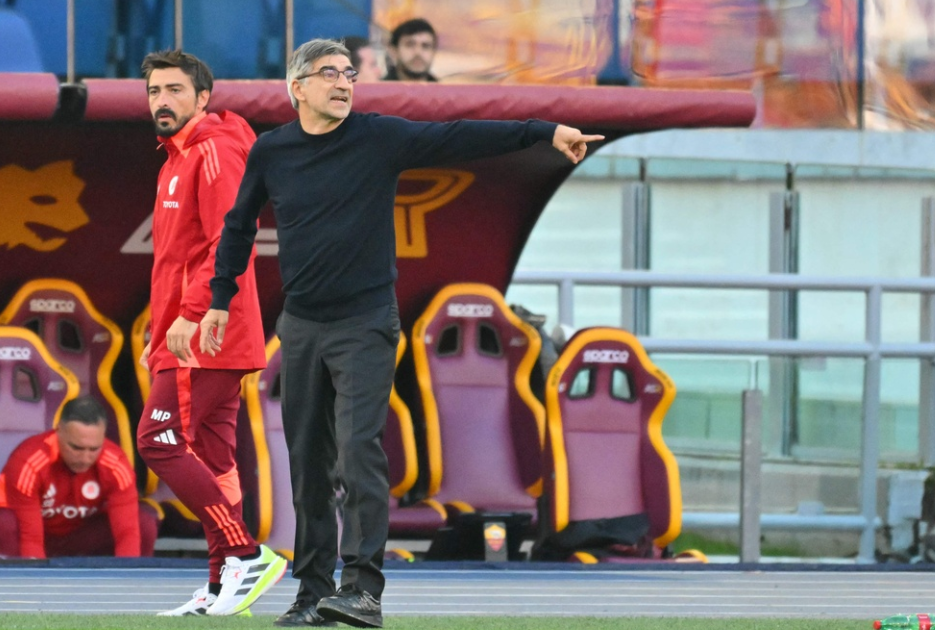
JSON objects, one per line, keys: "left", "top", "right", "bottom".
{"left": 136, "top": 49, "right": 286, "bottom": 618}
{"left": 0, "top": 397, "right": 158, "bottom": 558}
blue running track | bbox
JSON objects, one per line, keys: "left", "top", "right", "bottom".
{"left": 0, "top": 561, "right": 933, "bottom": 619}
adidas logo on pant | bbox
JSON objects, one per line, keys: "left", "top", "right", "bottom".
{"left": 153, "top": 429, "right": 177, "bottom": 445}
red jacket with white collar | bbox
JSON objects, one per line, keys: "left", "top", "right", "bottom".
{"left": 0, "top": 431, "right": 139, "bottom": 558}
{"left": 150, "top": 111, "right": 266, "bottom": 373}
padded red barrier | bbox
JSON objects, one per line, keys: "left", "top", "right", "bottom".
{"left": 351, "top": 83, "right": 756, "bottom": 131}
{"left": 0, "top": 73, "right": 59, "bottom": 120}
{"left": 81, "top": 79, "right": 757, "bottom": 131}
{"left": 81, "top": 79, "right": 149, "bottom": 121}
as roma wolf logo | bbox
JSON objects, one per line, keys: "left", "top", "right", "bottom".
{"left": 0, "top": 161, "right": 89, "bottom": 251}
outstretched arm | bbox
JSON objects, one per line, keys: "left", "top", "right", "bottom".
{"left": 552, "top": 125, "right": 605, "bottom": 164}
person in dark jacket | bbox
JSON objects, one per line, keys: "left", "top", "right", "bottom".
{"left": 199, "top": 38, "right": 603, "bottom": 629}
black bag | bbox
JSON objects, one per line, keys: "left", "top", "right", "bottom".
{"left": 532, "top": 512, "right": 653, "bottom": 561}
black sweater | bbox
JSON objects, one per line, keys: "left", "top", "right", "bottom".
{"left": 211, "top": 111, "right": 557, "bottom": 321}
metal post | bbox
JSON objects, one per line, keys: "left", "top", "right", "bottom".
{"left": 859, "top": 285, "right": 883, "bottom": 563}
{"left": 558, "top": 278, "right": 575, "bottom": 330}
{"left": 175, "top": 0, "right": 183, "bottom": 49}
{"left": 286, "top": 0, "right": 295, "bottom": 60}
{"left": 857, "top": 0, "right": 866, "bottom": 130}
{"left": 66, "top": 0, "right": 75, "bottom": 83}
{"left": 921, "top": 198, "right": 935, "bottom": 465}
{"left": 621, "top": 180, "right": 650, "bottom": 335}
{"left": 768, "top": 182, "right": 799, "bottom": 456}
{"left": 740, "top": 389, "right": 763, "bottom": 563}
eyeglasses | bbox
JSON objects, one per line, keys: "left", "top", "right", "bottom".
{"left": 296, "top": 67, "right": 359, "bottom": 84}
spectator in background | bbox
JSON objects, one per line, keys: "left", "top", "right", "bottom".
{"left": 384, "top": 18, "right": 438, "bottom": 82}
{"left": 344, "top": 36, "right": 382, "bottom": 83}
{"left": 0, "top": 396, "right": 159, "bottom": 559}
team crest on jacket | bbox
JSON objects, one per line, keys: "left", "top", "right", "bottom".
{"left": 168, "top": 175, "right": 179, "bottom": 195}
{"left": 81, "top": 481, "right": 100, "bottom": 500}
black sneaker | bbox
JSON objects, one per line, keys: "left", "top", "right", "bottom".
{"left": 316, "top": 586, "right": 383, "bottom": 628}
{"left": 275, "top": 601, "right": 337, "bottom": 627}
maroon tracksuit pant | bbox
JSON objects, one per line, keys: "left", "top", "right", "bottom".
{"left": 137, "top": 367, "right": 256, "bottom": 583}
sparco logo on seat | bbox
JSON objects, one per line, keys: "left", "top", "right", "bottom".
{"left": 29, "top": 298, "right": 76, "bottom": 313}
{"left": 447, "top": 303, "right": 494, "bottom": 318}
{"left": 583, "top": 349, "right": 630, "bottom": 363}
{"left": 0, "top": 347, "right": 32, "bottom": 361}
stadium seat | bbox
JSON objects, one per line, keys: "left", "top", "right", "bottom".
{"left": 113, "top": 0, "right": 174, "bottom": 79}
{"left": 0, "top": 279, "right": 134, "bottom": 467}
{"left": 0, "top": 7, "right": 44, "bottom": 72}
{"left": 12, "top": 0, "right": 115, "bottom": 77}
{"left": 531, "top": 327, "right": 704, "bottom": 563}
{"left": 244, "top": 331, "right": 441, "bottom": 558}
{"left": 410, "top": 283, "right": 546, "bottom": 528}
{"left": 129, "top": 304, "right": 161, "bottom": 497}
{"left": 242, "top": 335, "right": 296, "bottom": 556}
{"left": 0, "top": 326, "right": 79, "bottom": 468}
{"left": 130, "top": 304, "right": 153, "bottom": 405}
{"left": 179, "top": 0, "right": 272, "bottom": 79}
{"left": 294, "top": 0, "right": 371, "bottom": 42}
{"left": 385, "top": 331, "right": 447, "bottom": 543}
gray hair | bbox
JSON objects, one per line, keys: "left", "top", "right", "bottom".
{"left": 286, "top": 38, "right": 351, "bottom": 109}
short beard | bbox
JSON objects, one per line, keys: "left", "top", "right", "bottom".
{"left": 399, "top": 63, "right": 431, "bottom": 81}
{"left": 153, "top": 111, "right": 191, "bottom": 138}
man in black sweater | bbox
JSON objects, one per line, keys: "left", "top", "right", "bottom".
{"left": 200, "top": 38, "right": 603, "bottom": 628}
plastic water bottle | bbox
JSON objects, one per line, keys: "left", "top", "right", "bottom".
{"left": 873, "top": 613, "right": 934, "bottom": 629}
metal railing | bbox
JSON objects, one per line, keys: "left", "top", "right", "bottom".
{"left": 512, "top": 268, "right": 935, "bottom": 562}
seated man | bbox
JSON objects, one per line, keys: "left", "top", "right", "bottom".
{"left": 0, "top": 397, "right": 158, "bottom": 558}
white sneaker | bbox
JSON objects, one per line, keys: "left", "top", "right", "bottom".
{"left": 157, "top": 584, "right": 216, "bottom": 616}
{"left": 207, "top": 545, "right": 288, "bottom": 616}
{"left": 157, "top": 583, "right": 253, "bottom": 617}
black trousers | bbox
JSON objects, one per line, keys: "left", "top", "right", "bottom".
{"left": 278, "top": 301, "right": 398, "bottom": 603}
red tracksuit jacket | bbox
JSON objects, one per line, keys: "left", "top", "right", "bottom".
{"left": 150, "top": 111, "right": 266, "bottom": 373}
{"left": 0, "top": 431, "right": 139, "bottom": 558}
